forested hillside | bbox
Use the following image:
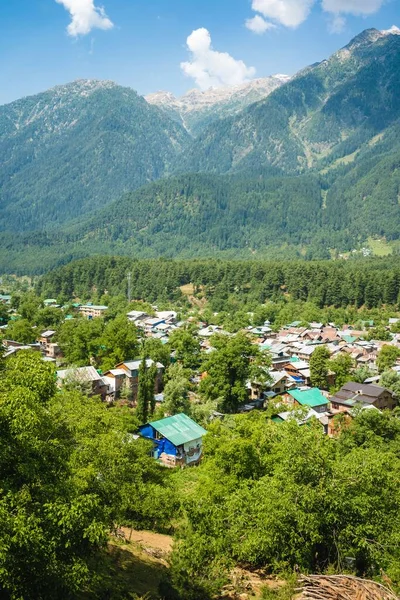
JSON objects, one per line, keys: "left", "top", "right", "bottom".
{"left": 0, "top": 80, "right": 190, "bottom": 231}
{"left": 37, "top": 255, "right": 400, "bottom": 309}
{"left": 178, "top": 29, "right": 400, "bottom": 174}
{"left": 1, "top": 29, "right": 400, "bottom": 273}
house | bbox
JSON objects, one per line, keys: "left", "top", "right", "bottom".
{"left": 283, "top": 359, "right": 312, "bottom": 386}
{"left": 155, "top": 311, "right": 177, "bottom": 323}
{"left": 115, "top": 359, "right": 164, "bottom": 399}
{"left": 38, "top": 330, "right": 61, "bottom": 359}
{"left": 43, "top": 298, "right": 58, "bottom": 307}
{"left": 102, "top": 368, "right": 128, "bottom": 401}
{"left": 139, "top": 413, "right": 207, "bottom": 468}
{"left": 268, "top": 370, "right": 296, "bottom": 395}
{"left": 286, "top": 388, "right": 329, "bottom": 414}
{"left": 0, "top": 294, "right": 11, "bottom": 305}
{"left": 79, "top": 305, "right": 108, "bottom": 319}
{"left": 330, "top": 382, "right": 397, "bottom": 412}
{"left": 38, "top": 330, "right": 56, "bottom": 345}
{"left": 56, "top": 366, "right": 108, "bottom": 400}
{"left": 272, "top": 408, "right": 326, "bottom": 430}
{"left": 327, "top": 404, "right": 381, "bottom": 437}
{"left": 127, "top": 310, "right": 149, "bottom": 323}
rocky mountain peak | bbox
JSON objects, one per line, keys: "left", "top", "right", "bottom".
{"left": 144, "top": 75, "right": 290, "bottom": 134}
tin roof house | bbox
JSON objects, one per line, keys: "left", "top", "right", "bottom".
{"left": 139, "top": 413, "right": 207, "bottom": 468}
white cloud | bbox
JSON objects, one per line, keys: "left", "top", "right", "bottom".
{"left": 322, "top": 0, "right": 386, "bottom": 16}
{"left": 251, "top": 0, "right": 316, "bottom": 28}
{"left": 55, "top": 0, "right": 113, "bottom": 37}
{"left": 180, "top": 28, "right": 256, "bottom": 90}
{"left": 246, "top": 15, "right": 277, "bottom": 34}
{"left": 322, "top": 0, "right": 386, "bottom": 33}
{"left": 328, "top": 14, "right": 346, "bottom": 33}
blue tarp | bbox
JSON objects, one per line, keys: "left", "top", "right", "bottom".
{"left": 153, "top": 438, "right": 177, "bottom": 458}
{"left": 139, "top": 425, "right": 178, "bottom": 458}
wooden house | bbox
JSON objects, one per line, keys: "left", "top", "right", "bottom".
{"left": 330, "top": 382, "right": 396, "bottom": 412}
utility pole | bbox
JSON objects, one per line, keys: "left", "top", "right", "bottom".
{"left": 127, "top": 271, "right": 132, "bottom": 303}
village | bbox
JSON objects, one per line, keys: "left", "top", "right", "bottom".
{"left": 1, "top": 290, "right": 400, "bottom": 470}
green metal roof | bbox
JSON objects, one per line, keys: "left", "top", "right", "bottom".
{"left": 149, "top": 413, "right": 207, "bottom": 446}
{"left": 341, "top": 335, "right": 357, "bottom": 343}
{"left": 288, "top": 388, "right": 328, "bottom": 408}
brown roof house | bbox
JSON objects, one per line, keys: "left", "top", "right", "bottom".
{"left": 330, "top": 382, "right": 397, "bottom": 412}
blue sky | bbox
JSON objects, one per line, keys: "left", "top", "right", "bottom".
{"left": 0, "top": 0, "right": 398, "bottom": 105}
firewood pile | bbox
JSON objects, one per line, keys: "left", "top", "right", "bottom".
{"left": 298, "top": 575, "right": 399, "bottom": 600}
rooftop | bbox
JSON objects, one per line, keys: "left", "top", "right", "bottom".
{"left": 288, "top": 388, "right": 328, "bottom": 408}
{"left": 147, "top": 413, "right": 207, "bottom": 446}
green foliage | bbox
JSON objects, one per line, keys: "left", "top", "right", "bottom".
{"left": 170, "top": 410, "right": 400, "bottom": 597}
{"left": 366, "top": 326, "right": 392, "bottom": 341}
{"left": 377, "top": 344, "right": 400, "bottom": 373}
{"left": 163, "top": 366, "right": 191, "bottom": 416}
{"left": 352, "top": 365, "right": 375, "bottom": 383}
{"left": 99, "top": 315, "right": 139, "bottom": 371}
{"left": 310, "top": 346, "right": 331, "bottom": 389}
{"left": 56, "top": 318, "right": 104, "bottom": 366}
{"left": 37, "top": 255, "right": 400, "bottom": 314}
{"left": 329, "top": 353, "right": 353, "bottom": 391}
{"left": 5, "top": 318, "right": 37, "bottom": 344}
{"left": 136, "top": 359, "right": 157, "bottom": 424}
{"left": 141, "top": 338, "right": 171, "bottom": 369}
{"left": 168, "top": 326, "right": 201, "bottom": 370}
{"left": 200, "top": 332, "right": 270, "bottom": 413}
{"left": 380, "top": 370, "right": 400, "bottom": 397}
{"left": 0, "top": 350, "right": 174, "bottom": 598}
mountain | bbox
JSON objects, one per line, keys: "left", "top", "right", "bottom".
{"left": 178, "top": 28, "right": 400, "bottom": 175}
{"left": 2, "top": 28, "right": 400, "bottom": 274}
{"left": 0, "top": 79, "right": 190, "bottom": 231}
{"left": 145, "top": 75, "right": 290, "bottom": 135}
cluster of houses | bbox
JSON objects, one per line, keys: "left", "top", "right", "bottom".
{"left": 2, "top": 295, "right": 400, "bottom": 467}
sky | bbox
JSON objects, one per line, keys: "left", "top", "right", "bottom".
{"left": 0, "top": 0, "right": 399, "bottom": 105}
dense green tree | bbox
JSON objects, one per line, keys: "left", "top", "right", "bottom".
{"left": 200, "top": 333, "right": 270, "bottom": 413}
{"left": 56, "top": 318, "right": 104, "bottom": 366}
{"left": 380, "top": 370, "right": 400, "bottom": 397}
{"left": 136, "top": 358, "right": 158, "bottom": 423}
{"left": 377, "top": 345, "right": 400, "bottom": 373}
{"left": 99, "top": 315, "right": 139, "bottom": 371}
{"left": 352, "top": 365, "right": 375, "bottom": 384}
{"left": 366, "top": 326, "right": 392, "bottom": 341}
{"left": 5, "top": 318, "right": 37, "bottom": 344}
{"left": 0, "top": 304, "right": 9, "bottom": 325}
{"left": 148, "top": 362, "right": 158, "bottom": 416}
{"left": 141, "top": 337, "right": 171, "bottom": 370}
{"left": 329, "top": 353, "right": 353, "bottom": 390}
{"left": 170, "top": 410, "right": 400, "bottom": 597}
{"left": 168, "top": 326, "right": 201, "bottom": 370}
{"left": 163, "top": 366, "right": 191, "bottom": 416}
{"left": 0, "top": 350, "right": 174, "bottom": 598}
{"left": 136, "top": 358, "right": 150, "bottom": 425}
{"left": 35, "top": 306, "right": 64, "bottom": 329}
{"left": 310, "top": 346, "right": 331, "bottom": 389}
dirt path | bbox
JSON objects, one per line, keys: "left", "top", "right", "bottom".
{"left": 120, "top": 528, "right": 173, "bottom": 554}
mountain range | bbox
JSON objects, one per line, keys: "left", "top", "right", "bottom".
{"left": 145, "top": 74, "right": 290, "bottom": 135}
{"left": 1, "top": 27, "right": 400, "bottom": 273}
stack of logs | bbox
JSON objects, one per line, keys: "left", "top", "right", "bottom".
{"left": 298, "top": 575, "right": 399, "bottom": 600}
